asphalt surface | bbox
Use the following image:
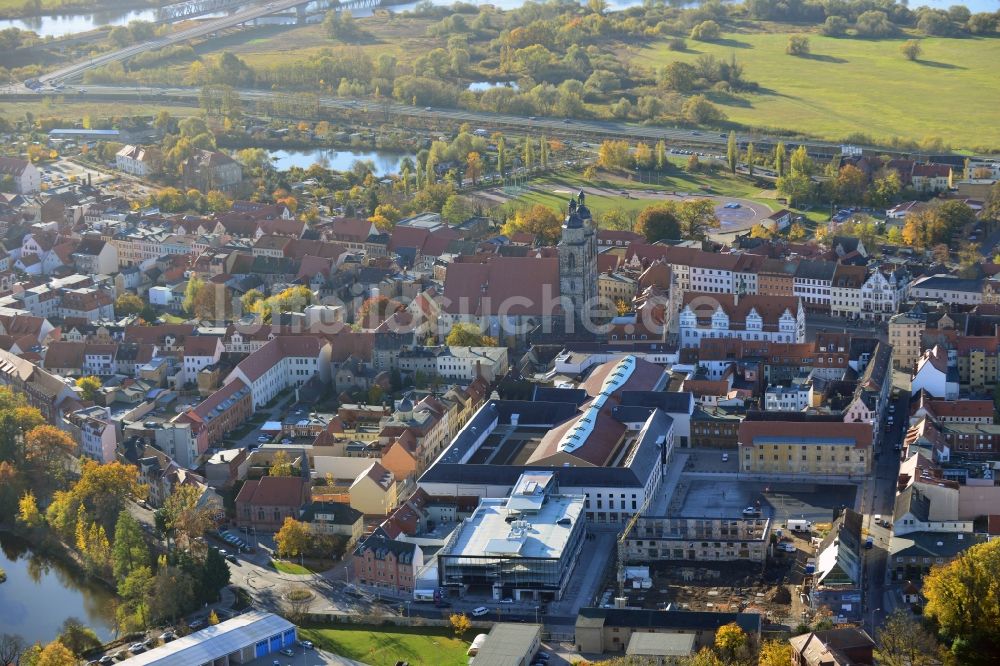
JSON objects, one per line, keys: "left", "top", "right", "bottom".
{"left": 9, "top": 83, "right": 858, "bottom": 157}
{"left": 33, "top": 0, "right": 322, "bottom": 85}
{"left": 862, "top": 389, "right": 908, "bottom": 635}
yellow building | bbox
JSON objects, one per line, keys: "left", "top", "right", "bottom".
{"left": 738, "top": 421, "right": 872, "bottom": 477}
{"left": 349, "top": 461, "right": 398, "bottom": 516}
{"left": 599, "top": 271, "right": 637, "bottom": 317}
{"left": 889, "top": 313, "right": 924, "bottom": 372}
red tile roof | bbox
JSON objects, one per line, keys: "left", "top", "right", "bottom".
{"left": 235, "top": 475, "right": 307, "bottom": 507}
{"left": 738, "top": 420, "right": 872, "bottom": 449}
{"left": 442, "top": 256, "right": 561, "bottom": 316}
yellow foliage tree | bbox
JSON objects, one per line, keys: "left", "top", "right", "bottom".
{"left": 18, "top": 490, "right": 43, "bottom": 528}
{"left": 34, "top": 640, "right": 78, "bottom": 666}
{"left": 449, "top": 613, "right": 471, "bottom": 639}
{"left": 500, "top": 204, "right": 562, "bottom": 245}
{"left": 274, "top": 517, "right": 311, "bottom": 560}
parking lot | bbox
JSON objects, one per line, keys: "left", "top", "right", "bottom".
{"left": 677, "top": 479, "right": 857, "bottom": 524}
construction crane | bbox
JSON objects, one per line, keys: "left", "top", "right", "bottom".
{"left": 616, "top": 487, "right": 657, "bottom": 600}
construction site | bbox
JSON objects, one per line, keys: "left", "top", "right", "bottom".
{"left": 598, "top": 503, "right": 834, "bottom": 629}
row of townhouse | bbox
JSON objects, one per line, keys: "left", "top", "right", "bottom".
{"left": 623, "top": 244, "right": 906, "bottom": 320}
{"left": 677, "top": 293, "right": 806, "bottom": 349}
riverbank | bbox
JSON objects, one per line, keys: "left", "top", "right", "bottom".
{"left": 0, "top": 530, "right": 117, "bottom": 645}
{"left": 0, "top": 0, "right": 161, "bottom": 22}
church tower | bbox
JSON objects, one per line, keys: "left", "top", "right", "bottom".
{"left": 558, "top": 191, "right": 598, "bottom": 322}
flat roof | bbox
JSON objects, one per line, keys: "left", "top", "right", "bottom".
{"left": 473, "top": 624, "right": 541, "bottom": 666}
{"left": 116, "top": 611, "right": 294, "bottom": 666}
{"left": 627, "top": 632, "right": 696, "bottom": 657}
{"left": 442, "top": 492, "right": 583, "bottom": 561}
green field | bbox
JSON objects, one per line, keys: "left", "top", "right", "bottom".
{"left": 635, "top": 31, "right": 1000, "bottom": 150}
{"left": 298, "top": 625, "right": 470, "bottom": 666}
{"left": 499, "top": 168, "right": 778, "bottom": 220}
{"left": 272, "top": 559, "right": 312, "bottom": 575}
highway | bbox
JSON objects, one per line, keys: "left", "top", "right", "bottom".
{"left": 34, "top": 0, "right": 314, "bottom": 86}
{"left": 11, "top": 83, "right": 860, "bottom": 156}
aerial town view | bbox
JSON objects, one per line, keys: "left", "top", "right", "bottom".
{"left": 1, "top": 0, "right": 1000, "bottom": 663}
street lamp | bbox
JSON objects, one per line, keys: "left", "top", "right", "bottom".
{"left": 870, "top": 607, "right": 881, "bottom": 634}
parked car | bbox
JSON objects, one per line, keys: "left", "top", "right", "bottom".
{"left": 98, "top": 657, "right": 114, "bottom": 665}
{"left": 300, "top": 640, "right": 314, "bottom": 649}
{"left": 722, "top": 453, "right": 729, "bottom": 462}
{"left": 280, "top": 648, "right": 295, "bottom": 656}
{"left": 472, "top": 606, "right": 489, "bottom": 617}
{"left": 865, "top": 536, "right": 874, "bottom": 549}
{"left": 779, "top": 542, "right": 796, "bottom": 553}
{"left": 742, "top": 506, "right": 759, "bottom": 516}
{"left": 128, "top": 644, "right": 146, "bottom": 654}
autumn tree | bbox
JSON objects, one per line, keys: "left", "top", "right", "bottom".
{"left": 356, "top": 295, "right": 403, "bottom": 328}
{"left": 24, "top": 424, "right": 75, "bottom": 489}
{"left": 17, "top": 490, "right": 43, "bottom": 528}
{"left": 115, "top": 292, "right": 145, "bottom": 317}
{"left": 788, "top": 222, "right": 808, "bottom": 241}
{"left": 76, "top": 376, "right": 101, "bottom": 402}
{"left": 466, "top": 151, "right": 483, "bottom": 185}
{"left": 683, "top": 647, "right": 723, "bottom": 666}
{"left": 597, "top": 140, "right": 632, "bottom": 171}
{"left": 275, "top": 517, "right": 311, "bottom": 561}
{"left": 269, "top": 450, "right": 295, "bottom": 477}
{"left": 500, "top": 204, "right": 562, "bottom": 245}
{"left": 677, "top": 199, "right": 721, "bottom": 240}
{"left": 208, "top": 610, "right": 220, "bottom": 626}
{"left": 774, "top": 141, "right": 787, "bottom": 178}
{"left": 634, "top": 142, "right": 653, "bottom": 170}
{"left": 901, "top": 39, "right": 923, "bottom": 61}
{"left": 636, "top": 203, "right": 681, "bottom": 243}
{"left": 446, "top": 323, "right": 495, "bottom": 347}
{"left": 449, "top": 613, "right": 471, "bottom": 639}
{"left": 790, "top": 145, "right": 815, "bottom": 177}
{"left": 924, "top": 538, "right": 1000, "bottom": 663}
{"left": 758, "top": 639, "right": 793, "bottom": 666}
{"left": 182, "top": 274, "right": 204, "bottom": 314}
{"left": 876, "top": 609, "right": 942, "bottom": 666}
{"left": 726, "top": 130, "right": 738, "bottom": 173}
{"left": 834, "top": 164, "right": 868, "bottom": 204}
{"left": 149, "top": 557, "right": 195, "bottom": 623}
{"left": 714, "top": 622, "right": 749, "bottom": 662}
{"left": 70, "top": 460, "right": 144, "bottom": 534}
{"left": 164, "top": 485, "right": 214, "bottom": 549}
{"left": 33, "top": 639, "right": 77, "bottom": 666}
{"left": 786, "top": 34, "right": 810, "bottom": 55}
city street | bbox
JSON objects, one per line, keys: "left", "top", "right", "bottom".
{"left": 862, "top": 388, "right": 909, "bottom": 635}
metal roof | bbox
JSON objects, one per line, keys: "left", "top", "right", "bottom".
{"left": 116, "top": 611, "right": 294, "bottom": 666}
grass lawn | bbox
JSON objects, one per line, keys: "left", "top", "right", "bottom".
{"left": 633, "top": 30, "right": 1000, "bottom": 150}
{"left": 298, "top": 625, "right": 470, "bottom": 666}
{"left": 272, "top": 559, "right": 313, "bottom": 575}
{"left": 187, "top": 16, "right": 435, "bottom": 70}
{"left": 505, "top": 167, "right": 777, "bottom": 221}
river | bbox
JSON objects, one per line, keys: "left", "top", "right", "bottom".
{"left": 3, "top": 0, "right": 994, "bottom": 39}
{"left": 0, "top": 531, "right": 117, "bottom": 647}
{"left": 268, "top": 148, "right": 413, "bottom": 174}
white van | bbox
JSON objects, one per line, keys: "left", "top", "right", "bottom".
{"left": 787, "top": 519, "right": 812, "bottom": 532}
{"left": 472, "top": 607, "right": 489, "bottom": 617}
